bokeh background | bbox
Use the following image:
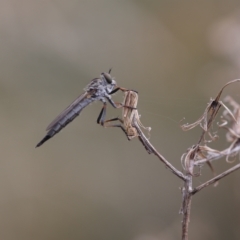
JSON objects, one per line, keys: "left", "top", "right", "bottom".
{"left": 1, "top": 0, "right": 240, "bottom": 239}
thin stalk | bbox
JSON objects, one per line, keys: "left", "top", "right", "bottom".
{"left": 192, "top": 163, "right": 240, "bottom": 195}
{"left": 132, "top": 116, "right": 186, "bottom": 181}
{"left": 181, "top": 174, "right": 193, "bottom": 240}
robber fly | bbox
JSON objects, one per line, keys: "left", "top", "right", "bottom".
{"left": 36, "top": 70, "right": 130, "bottom": 147}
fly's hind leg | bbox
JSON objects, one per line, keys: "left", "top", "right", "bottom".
{"left": 101, "top": 117, "right": 129, "bottom": 138}
{"left": 97, "top": 102, "right": 107, "bottom": 126}
{"left": 96, "top": 103, "right": 126, "bottom": 136}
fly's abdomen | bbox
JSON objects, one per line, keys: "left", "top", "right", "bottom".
{"left": 36, "top": 97, "right": 94, "bottom": 147}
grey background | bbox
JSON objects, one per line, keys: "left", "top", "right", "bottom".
{"left": 1, "top": 0, "right": 240, "bottom": 239}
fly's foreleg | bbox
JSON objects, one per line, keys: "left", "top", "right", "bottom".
{"left": 106, "top": 95, "right": 136, "bottom": 110}
{"left": 109, "top": 87, "right": 138, "bottom": 95}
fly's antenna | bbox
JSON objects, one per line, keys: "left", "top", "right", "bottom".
{"left": 108, "top": 68, "right": 112, "bottom": 74}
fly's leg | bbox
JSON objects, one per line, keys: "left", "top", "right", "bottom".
{"left": 106, "top": 95, "right": 136, "bottom": 110}
{"left": 109, "top": 87, "right": 138, "bottom": 95}
{"left": 97, "top": 102, "right": 107, "bottom": 125}
{"left": 96, "top": 97, "right": 134, "bottom": 127}
{"left": 96, "top": 102, "right": 126, "bottom": 125}
{"left": 104, "top": 117, "right": 124, "bottom": 125}
{"left": 107, "top": 87, "right": 138, "bottom": 111}
{"left": 102, "top": 117, "right": 129, "bottom": 138}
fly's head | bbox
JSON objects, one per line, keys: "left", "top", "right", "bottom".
{"left": 101, "top": 71, "right": 116, "bottom": 93}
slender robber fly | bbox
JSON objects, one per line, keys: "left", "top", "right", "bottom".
{"left": 36, "top": 70, "right": 130, "bottom": 148}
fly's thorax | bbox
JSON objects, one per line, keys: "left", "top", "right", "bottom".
{"left": 84, "top": 73, "right": 116, "bottom": 99}
{"left": 84, "top": 78, "right": 102, "bottom": 92}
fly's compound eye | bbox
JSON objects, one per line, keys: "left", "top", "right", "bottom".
{"left": 102, "top": 72, "right": 113, "bottom": 84}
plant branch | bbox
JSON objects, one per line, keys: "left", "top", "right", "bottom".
{"left": 121, "top": 87, "right": 240, "bottom": 239}
{"left": 132, "top": 116, "right": 186, "bottom": 181}
{"left": 181, "top": 174, "right": 193, "bottom": 240}
{"left": 191, "top": 163, "right": 240, "bottom": 195}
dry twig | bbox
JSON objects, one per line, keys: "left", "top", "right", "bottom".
{"left": 103, "top": 80, "right": 240, "bottom": 240}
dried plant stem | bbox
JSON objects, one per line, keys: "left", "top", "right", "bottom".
{"left": 133, "top": 116, "right": 193, "bottom": 239}
{"left": 192, "top": 163, "right": 240, "bottom": 195}
{"left": 133, "top": 114, "right": 240, "bottom": 239}
{"left": 181, "top": 174, "right": 193, "bottom": 240}
{"left": 132, "top": 111, "right": 240, "bottom": 239}
{"left": 132, "top": 116, "right": 186, "bottom": 181}
{"left": 117, "top": 86, "right": 240, "bottom": 239}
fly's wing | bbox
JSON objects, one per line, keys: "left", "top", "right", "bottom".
{"left": 46, "top": 91, "right": 90, "bottom": 131}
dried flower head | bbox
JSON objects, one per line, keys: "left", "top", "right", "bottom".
{"left": 181, "top": 145, "right": 201, "bottom": 176}
{"left": 181, "top": 144, "right": 220, "bottom": 177}
{"left": 181, "top": 79, "right": 240, "bottom": 143}
{"left": 222, "top": 96, "right": 240, "bottom": 141}
{"left": 219, "top": 96, "right": 240, "bottom": 163}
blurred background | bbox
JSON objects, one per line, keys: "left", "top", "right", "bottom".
{"left": 1, "top": 0, "right": 240, "bottom": 239}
